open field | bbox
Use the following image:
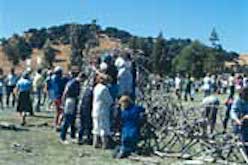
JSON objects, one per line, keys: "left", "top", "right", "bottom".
{"left": 0, "top": 93, "right": 238, "bottom": 165}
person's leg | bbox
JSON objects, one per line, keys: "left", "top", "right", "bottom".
{"left": 60, "top": 114, "right": 73, "bottom": 141}
{"left": 223, "top": 106, "right": 231, "bottom": 132}
{"left": 41, "top": 89, "right": 47, "bottom": 106}
{"left": 184, "top": 91, "right": 188, "bottom": 101}
{"left": 6, "top": 86, "right": 10, "bottom": 107}
{"left": 0, "top": 94, "right": 3, "bottom": 109}
{"left": 34, "top": 89, "right": 41, "bottom": 112}
{"left": 78, "top": 115, "right": 84, "bottom": 144}
{"left": 54, "top": 99, "right": 63, "bottom": 128}
{"left": 37, "top": 89, "right": 42, "bottom": 112}
{"left": 92, "top": 117, "right": 100, "bottom": 148}
{"left": 210, "top": 107, "right": 218, "bottom": 134}
{"left": 93, "top": 134, "right": 100, "bottom": 148}
{"left": 241, "top": 119, "right": 248, "bottom": 154}
{"left": 21, "top": 112, "right": 27, "bottom": 126}
{"left": 11, "top": 89, "right": 16, "bottom": 107}
{"left": 101, "top": 135, "right": 109, "bottom": 149}
{"left": 70, "top": 114, "right": 77, "bottom": 139}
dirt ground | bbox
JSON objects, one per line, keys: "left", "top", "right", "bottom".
{"left": 0, "top": 93, "right": 235, "bottom": 165}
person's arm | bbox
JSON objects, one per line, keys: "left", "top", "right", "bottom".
{"left": 61, "top": 84, "right": 69, "bottom": 104}
{"left": 230, "top": 99, "right": 242, "bottom": 125}
{"left": 14, "top": 82, "right": 20, "bottom": 95}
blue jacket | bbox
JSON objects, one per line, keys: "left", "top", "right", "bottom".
{"left": 121, "top": 105, "right": 145, "bottom": 143}
{"left": 51, "top": 74, "right": 68, "bottom": 100}
{"left": 230, "top": 98, "right": 248, "bottom": 121}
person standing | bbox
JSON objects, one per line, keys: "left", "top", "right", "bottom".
{"left": 78, "top": 83, "right": 93, "bottom": 145}
{"left": 184, "top": 75, "right": 194, "bottom": 101}
{"left": 223, "top": 95, "right": 234, "bottom": 133}
{"left": 230, "top": 87, "right": 248, "bottom": 154}
{"left": 203, "top": 73, "right": 211, "bottom": 97}
{"left": 51, "top": 66, "right": 67, "bottom": 131}
{"left": 92, "top": 74, "right": 113, "bottom": 149}
{"left": 5, "top": 67, "right": 18, "bottom": 107}
{"left": 15, "top": 72, "right": 32, "bottom": 125}
{"left": 228, "top": 73, "right": 235, "bottom": 98}
{"left": 0, "top": 68, "right": 5, "bottom": 109}
{"left": 202, "top": 89, "right": 220, "bottom": 134}
{"left": 32, "top": 68, "right": 44, "bottom": 112}
{"left": 60, "top": 72, "right": 83, "bottom": 144}
{"left": 175, "top": 74, "right": 182, "bottom": 100}
{"left": 115, "top": 57, "right": 133, "bottom": 98}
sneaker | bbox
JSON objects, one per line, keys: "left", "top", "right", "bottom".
{"left": 59, "top": 139, "right": 69, "bottom": 145}
{"left": 71, "top": 139, "right": 77, "bottom": 144}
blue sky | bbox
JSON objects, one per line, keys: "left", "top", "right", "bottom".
{"left": 0, "top": 0, "right": 247, "bottom": 53}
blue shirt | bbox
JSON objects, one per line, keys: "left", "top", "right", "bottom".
{"left": 51, "top": 74, "right": 68, "bottom": 100}
{"left": 6, "top": 74, "right": 18, "bottom": 86}
{"left": 16, "top": 78, "right": 32, "bottom": 92}
{"left": 230, "top": 98, "right": 248, "bottom": 121}
{"left": 121, "top": 105, "right": 145, "bottom": 142}
{"left": 65, "top": 78, "right": 80, "bottom": 98}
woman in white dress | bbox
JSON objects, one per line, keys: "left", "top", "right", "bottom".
{"left": 92, "top": 74, "right": 113, "bottom": 149}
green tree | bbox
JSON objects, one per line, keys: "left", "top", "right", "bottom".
{"left": 209, "top": 28, "right": 221, "bottom": 49}
{"left": 1, "top": 36, "right": 32, "bottom": 65}
{"left": 152, "top": 32, "right": 166, "bottom": 74}
{"left": 43, "top": 39, "right": 57, "bottom": 67}
{"left": 172, "top": 41, "right": 206, "bottom": 77}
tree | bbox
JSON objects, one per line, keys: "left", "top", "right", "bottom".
{"left": 209, "top": 28, "right": 221, "bottom": 49}
{"left": 1, "top": 36, "right": 32, "bottom": 65}
{"left": 128, "top": 36, "right": 139, "bottom": 51}
{"left": 151, "top": 32, "right": 166, "bottom": 74}
{"left": 172, "top": 41, "right": 206, "bottom": 77}
{"left": 43, "top": 39, "right": 57, "bottom": 67}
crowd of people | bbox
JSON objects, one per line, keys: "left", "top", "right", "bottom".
{"left": 0, "top": 52, "right": 144, "bottom": 159}
{"left": 2, "top": 52, "right": 248, "bottom": 157}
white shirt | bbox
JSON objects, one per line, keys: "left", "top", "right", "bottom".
{"left": 228, "top": 76, "right": 235, "bottom": 86}
{"left": 175, "top": 77, "right": 181, "bottom": 89}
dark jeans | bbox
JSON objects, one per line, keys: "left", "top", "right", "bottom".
{"left": 184, "top": 89, "right": 193, "bottom": 101}
{"left": 6, "top": 85, "right": 15, "bottom": 107}
{"left": 223, "top": 105, "right": 232, "bottom": 130}
{"left": 78, "top": 114, "right": 92, "bottom": 142}
{"left": 205, "top": 107, "right": 218, "bottom": 133}
{"left": 0, "top": 94, "right": 3, "bottom": 109}
{"left": 60, "top": 113, "right": 76, "bottom": 141}
{"left": 229, "top": 85, "right": 235, "bottom": 98}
